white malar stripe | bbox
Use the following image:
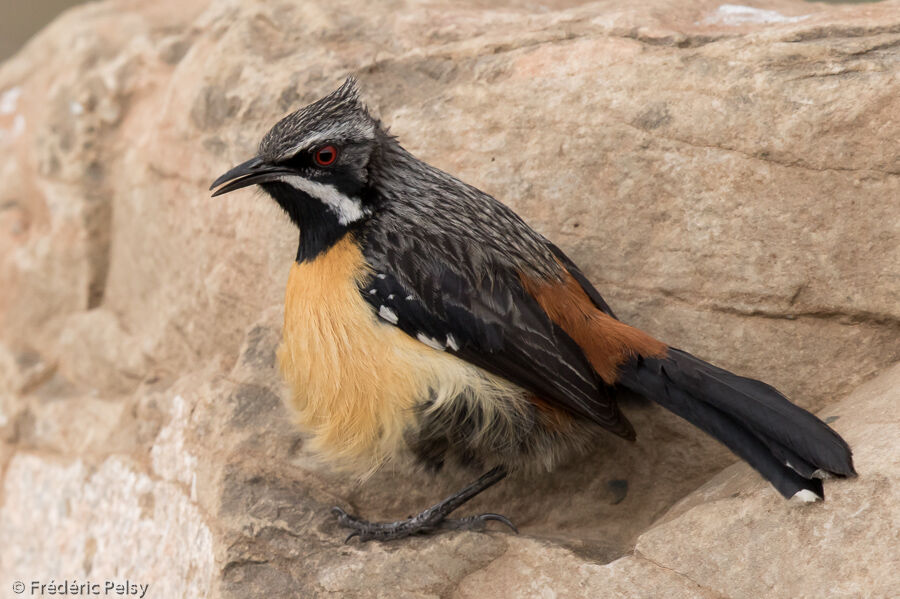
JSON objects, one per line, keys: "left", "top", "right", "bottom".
{"left": 278, "top": 175, "right": 369, "bottom": 225}
{"left": 417, "top": 333, "right": 445, "bottom": 351}
{"left": 792, "top": 489, "right": 822, "bottom": 503}
{"left": 378, "top": 305, "right": 398, "bottom": 324}
{"left": 446, "top": 334, "right": 460, "bottom": 351}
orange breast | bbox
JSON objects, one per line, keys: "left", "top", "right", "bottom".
{"left": 278, "top": 235, "right": 532, "bottom": 475}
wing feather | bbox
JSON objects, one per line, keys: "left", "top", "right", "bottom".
{"left": 360, "top": 247, "right": 634, "bottom": 439}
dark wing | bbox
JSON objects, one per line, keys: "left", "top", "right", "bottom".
{"left": 361, "top": 241, "right": 634, "bottom": 440}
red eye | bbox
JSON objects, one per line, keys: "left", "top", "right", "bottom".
{"left": 314, "top": 145, "right": 338, "bottom": 166}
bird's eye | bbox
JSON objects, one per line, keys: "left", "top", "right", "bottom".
{"left": 314, "top": 145, "right": 339, "bottom": 167}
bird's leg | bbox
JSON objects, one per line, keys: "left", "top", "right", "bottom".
{"left": 331, "top": 465, "right": 517, "bottom": 542}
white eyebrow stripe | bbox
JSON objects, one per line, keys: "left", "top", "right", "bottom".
{"left": 276, "top": 175, "right": 370, "bottom": 225}
{"left": 281, "top": 134, "right": 334, "bottom": 157}
{"left": 279, "top": 123, "right": 377, "bottom": 159}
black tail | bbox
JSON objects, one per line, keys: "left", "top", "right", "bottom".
{"left": 618, "top": 348, "right": 856, "bottom": 500}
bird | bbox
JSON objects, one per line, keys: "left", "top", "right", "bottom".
{"left": 210, "top": 77, "right": 856, "bottom": 542}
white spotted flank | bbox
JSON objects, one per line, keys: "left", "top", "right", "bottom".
{"left": 378, "top": 305, "right": 398, "bottom": 324}
{"left": 446, "top": 334, "right": 460, "bottom": 351}
{"left": 417, "top": 333, "right": 445, "bottom": 351}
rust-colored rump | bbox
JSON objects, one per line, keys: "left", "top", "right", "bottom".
{"left": 520, "top": 270, "right": 668, "bottom": 384}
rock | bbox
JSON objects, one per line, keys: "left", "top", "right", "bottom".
{"left": 0, "top": 0, "right": 898, "bottom": 597}
{"left": 455, "top": 540, "right": 722, "bottom": 599}
{"left": 633, "top": 363, "right": 900, "bottom": 599}
{"left": 1, "top": 454, "right": 214, "bottom": 598}
{"left": 456, "top": 363, "right": 900, "bottom": 598}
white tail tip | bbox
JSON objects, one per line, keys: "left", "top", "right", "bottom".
{"left": 792, "top": 489, "right": 823, "bottom": 503}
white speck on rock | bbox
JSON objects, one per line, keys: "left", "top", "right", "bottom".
{"left": 0, "top": 87, "right": 21, "bottom": 114}
{"left": 69, "top": 100, "right": 84, "bottom": 115}
{"left": 704, "top": 4, "right": 808, "bottom": 26}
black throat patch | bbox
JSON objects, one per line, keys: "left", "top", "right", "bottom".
{"left": 261, "top": 181, "right": 351, "bottom": 263}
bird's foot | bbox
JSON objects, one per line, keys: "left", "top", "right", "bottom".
{"left": 331, "top": 506, "right": 517, "bottom": 542}
{"left": 331, "top": 466, "right": 517, "bottom": 542}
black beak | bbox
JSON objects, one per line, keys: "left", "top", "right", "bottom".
{"left": 209, "top": 156, "right": 292, "bottom": 197}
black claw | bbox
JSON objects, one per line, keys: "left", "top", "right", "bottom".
{"left": 344, "top": 531, "right": 360, "bottom": 543}
{"left": 436, "top": 513, "right": 518, "bottom": 533}
{"left": 478, "top": 513, "right": 519, "bottom": 534}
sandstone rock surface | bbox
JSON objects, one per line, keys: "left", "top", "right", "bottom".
{"left": 0, "top": 0, "right": 898, "bottom": 597}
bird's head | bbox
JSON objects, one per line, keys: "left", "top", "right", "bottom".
{"left": 210, "top": 77, "right": 383, "bottom": 258}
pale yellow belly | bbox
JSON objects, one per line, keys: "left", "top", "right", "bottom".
{"left": 277, "top": 236, "right": 527, "bottom": 475}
